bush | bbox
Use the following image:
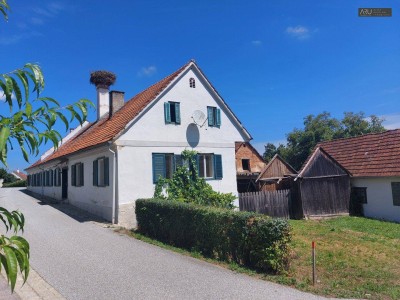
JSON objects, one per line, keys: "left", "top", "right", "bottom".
{"left": 154, "top": 150, "right": 236, "bottom": 209}
{"left": 136, "top": 198, "right": 291, "bottom": 273}
{"left": 2, "top": 180, "right": 26, "bottom": 187}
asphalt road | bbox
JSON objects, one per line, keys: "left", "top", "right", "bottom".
{"left": 0, "top": 188, "right": 327, "bottom": 300}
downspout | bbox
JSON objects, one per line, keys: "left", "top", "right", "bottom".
{"left": 108, "top": 143, "right": 118, "bottom": 224}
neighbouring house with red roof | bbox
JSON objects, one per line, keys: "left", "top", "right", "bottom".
{"left": 25, "top": 61, "right": 252, "bottom": 227}
{"left": 11, "top": 169, "right": 27, "bottom": 181}
{"left": 235, "top": 142, "right": 266, "bottom": 192}
{"left": 317, "top": 129, "right": 400, "bottom": 223}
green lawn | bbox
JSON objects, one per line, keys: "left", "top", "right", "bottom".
{"left": 272, "top": 217, "right": 400, "bottom": 299}
{"left": 124, "top": 216, "right": 400, "bottom": 300}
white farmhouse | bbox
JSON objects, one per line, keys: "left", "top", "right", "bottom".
{"left": 26, "top": 60, "right": 252, "bottom": 227}
{"left": 319, "top": 129, "right": 400, "bottom": 223}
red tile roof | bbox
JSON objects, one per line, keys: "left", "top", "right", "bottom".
{"left": 318, "top": 129, "right": 400, "bottom": 177}
{"left": 12, "top": 171, "right": 27, "bottom": 180}
{"left": 27, "top": 61, "right": 189, "bottom": 169}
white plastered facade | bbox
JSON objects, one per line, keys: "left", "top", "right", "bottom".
{"left": 352, "top": 177, "right": 400, "bottom": 223}
{"left": 27, "top": 63, "right": 250, "bottom": 227}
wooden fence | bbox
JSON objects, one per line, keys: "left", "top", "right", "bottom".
{"left": 239, "top": 189, "right": 290, "bottom": 219}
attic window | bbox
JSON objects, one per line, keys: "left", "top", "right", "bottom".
{"left": 242, "top": 159, "right": 250, "bottom": 171}
{"left": 189, "top": 78, "right": 195, "bottom": 88}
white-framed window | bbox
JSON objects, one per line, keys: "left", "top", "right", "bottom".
{"left": 71, "top": 162, "right": 84, "bottom": 187}
{"left": 198, "top": 154, "right": 214, "bottom": 178}
{"left": 164, "top": 102, "right": 181, "bottom": 124}
{"left": 207, "top": 106, "right": 221, "bottom": 127}
{"left": 152, "top": 153, "right": 223, "bottom": 183}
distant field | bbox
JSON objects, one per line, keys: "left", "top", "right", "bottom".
{"left": 270, "top": 217, "right": 400, "bottom": 299}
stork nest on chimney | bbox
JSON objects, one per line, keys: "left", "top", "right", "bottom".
{"left": 90, "top": 70, "right": 116, "bottom": 88}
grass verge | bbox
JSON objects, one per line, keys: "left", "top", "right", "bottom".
{"left": 116, "top": 216, "right": 400, "bottom": 300}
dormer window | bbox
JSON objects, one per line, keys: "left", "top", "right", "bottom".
{"left": 189, "top": 78, "right": 195, "bottom": 88}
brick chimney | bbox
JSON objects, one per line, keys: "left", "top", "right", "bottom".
{"left": 109, "top": 91, "right": 125, "bottom": 117}
{"left": 90, "top": 70, "right": 116, "bottom": 120}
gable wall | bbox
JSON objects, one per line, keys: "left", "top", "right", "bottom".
{"left": 115, "top": 66, "right": 246, "bottom": 212}
{"left": 235, "top": 144, "right": 265, "bottom": 173}
{"left": 303, "top": 150, "right": 347, "bottom": 177}
{"left": 260, "top": 159, "right": 294, "bottom": 179}
{"left": 117, "top": 66, "right": 247, "bottom": 144}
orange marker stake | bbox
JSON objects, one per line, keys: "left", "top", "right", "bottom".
{"left": 312, "top": 241, "right": 316, "bottom": 285}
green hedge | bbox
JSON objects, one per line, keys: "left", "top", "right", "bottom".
{"left": 136, "top": 199, "right": 291, "bottom": 273}
{"left": 2, "top": 180, "right": 26, "bottom": 187}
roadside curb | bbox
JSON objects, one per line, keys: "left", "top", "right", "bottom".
{"left": 1, "top": 268, "right": 65, "bottom": 300}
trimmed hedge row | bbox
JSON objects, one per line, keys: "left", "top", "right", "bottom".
{"left": 2, "top": 180, "right": 26, "bottom": 187}
{"left": 136, "top": 199, "right": 291, "bottom": 273}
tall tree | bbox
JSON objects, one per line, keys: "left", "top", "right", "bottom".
{"left": 0, "top": 1, "right": 93, "bottom": 292}
{"left": 264, "top": 112, "right": 385, "bottom": 170}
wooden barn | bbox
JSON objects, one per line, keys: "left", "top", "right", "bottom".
{"left": 295, "top": 147, "right": 351, "bottom": 218}
{"left": 256, "top": 154, "right": 297, "bottom": 191}
{"left": 235, "top": 142, "right": 266, "bottom": 192}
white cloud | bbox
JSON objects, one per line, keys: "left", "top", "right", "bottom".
{"left": 138, "top": 65, "right": 157, "bottom": 77}
{"left": 286, "top": 25, "right": 311, "bottom": 40}
{"left": 251, "top": 40, "right": 262, "bottom": 46}
{"left": 30, "top": 2, "right": 65, "bottom": 25}
{"left": 0, "top": 93, "right": 16, "bottom": 102}
{"left": 0, "top": 35, "right": 24, "bottom": 45}
{"left": 30, "top": 17, "right": 45, "bottom": 25}
{"left": 381, "top": 113, "right": 400, "bottom": 130}
{"left": 0, "top": 32, "right": 42, "bottom": 46}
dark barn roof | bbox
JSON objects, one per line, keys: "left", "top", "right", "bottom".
{"left": 318, "top": 129, "right": 400, "bottom": 177}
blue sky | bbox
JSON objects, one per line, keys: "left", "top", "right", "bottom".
{"left": 1, "top": 0, "right": 399, "bottom": 172}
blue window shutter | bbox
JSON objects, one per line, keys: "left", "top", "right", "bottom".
{"left": 58, "top": 170, "right": 61, "bottom": 186}
{"left": 164, "top": 102, "right": 171, "bottom": 123}
{"left": 214, "top": 154, "right": 223, "bottom": 179}
{"left": 71, "top": 165, "right": 76, "bottom": 186}
{"left": 80, "top": 163, "right": 84, "bottom": 186}
{"left": 175, "top": 102, "right": 181, "bottom": 124}
{"left": 216, "top": 109, "right": 221, "bottom": 127}
{"left": 174, "top": 154, "right": 182, "bottom": 171}
{"left": 50, "top": 170, "right": 53, "bottom": 186}
{"left": 152, "top": 153, "right": 166, "bottom": 183}
{"left": 207, "top": 107, "right": 214, "bottom": 126}
{"left": 104, "top": 157, "right": 110, "bottom": 186}
{"left": 93, "top": 160, "right": 98, "bottom": 186}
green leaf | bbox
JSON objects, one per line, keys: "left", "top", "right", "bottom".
{"left": 37, "top": 97, "right": 59, "bottom": 107}
{"left": 3, "top": 245, "right": 18, "bottom": 292}
{"left": 19, "top": 144, "right": 29, "bottom": 162}
{"left": 25, "top": 102, "right": 32, "bottom": 117}
{"left": 15, "top": 71, "right": 29, "bottom": 102}
{"left": 9, "top": 77, "right": 22, "bottom": 109}
{"left": 56, "top": 111, "right": 69, "bottom": 131}
{"left": 0, "top": 80, "right": 12, "bottom": 111}
{"left": 0, "top": 127, "right": 10, "bottom": 154}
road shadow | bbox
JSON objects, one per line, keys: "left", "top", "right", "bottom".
{"left": 20, "top": 189, "right": 110, "bottom": 224}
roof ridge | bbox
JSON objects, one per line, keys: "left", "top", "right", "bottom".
{"left": 26, "top": 61, "right": 192, "bottom": 170}
{"left": 319, "top": 128, "right": 400, "bottom": 145}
